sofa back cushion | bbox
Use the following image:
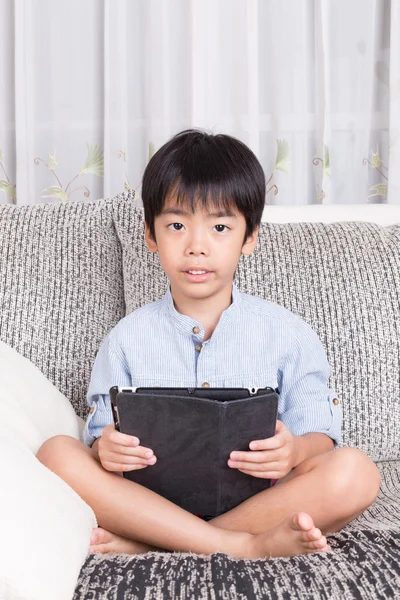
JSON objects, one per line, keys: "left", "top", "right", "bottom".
{"left": 114, "top": 199, "right": 400, "bottom": 461}
{"left": 0, "top": 196, "right": 127, "bottom": 419}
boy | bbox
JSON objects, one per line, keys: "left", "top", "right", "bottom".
{"left": 37, "top": 129, "right": 380, "bottom": 559}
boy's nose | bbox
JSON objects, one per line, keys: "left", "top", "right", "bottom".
{"left": 186, "top": 247, "right": 209, "bottom": 257}
{"left": 185, "top": 235, "right": 210, "bottom": 256}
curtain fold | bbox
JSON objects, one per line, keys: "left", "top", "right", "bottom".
{"left": 0, "top": 0, "right": 397, "bottom": 206}
{"left": 14, "top": 0, "right": 35, "bottom": 204}
{"left": 103, "top": 0, "right": 128, "bottom": 198}
{"left": 388, "top": 0, "right": 400, "bottom": 200}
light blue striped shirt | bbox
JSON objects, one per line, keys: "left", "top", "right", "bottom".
{"left": 83, "top": 283, "right": 342, "bottom": 447}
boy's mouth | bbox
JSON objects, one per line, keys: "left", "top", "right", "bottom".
{"left": 183, "top": 269, "right": 212, "bottom": 283}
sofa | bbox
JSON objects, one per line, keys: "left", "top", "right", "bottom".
{"left": 0, "top": 190, "right": 399, "bottom": 600}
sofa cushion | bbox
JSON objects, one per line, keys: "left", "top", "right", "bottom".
{"left": 0, "top": 195, "right": 128, "bottom": 419}
{"left": 113, "top": 198, "right": 400, "bottom": 461}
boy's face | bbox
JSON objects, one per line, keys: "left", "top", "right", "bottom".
{"left": 145, "top": 194, "right": 259, "bottom": 303}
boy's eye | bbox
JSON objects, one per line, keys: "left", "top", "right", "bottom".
{"left": 168, "top": 223, "right": 184, "bottom": 231}
{"left": 167, "top": 223, "right": 229, "bottom": 233}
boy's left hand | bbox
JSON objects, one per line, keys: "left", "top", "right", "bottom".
{"left": 228, "top": 420, "right": 297, "bottom": 480}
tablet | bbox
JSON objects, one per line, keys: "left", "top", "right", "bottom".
{"left": 110, "top": 386, "right": 279, "bottom": 517}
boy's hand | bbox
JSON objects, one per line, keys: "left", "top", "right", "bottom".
{"left": 98, "top": 424, "right": 157, "bottom": 472}
{"left": 228, "top": 420, "right": 297, "bottom": 480}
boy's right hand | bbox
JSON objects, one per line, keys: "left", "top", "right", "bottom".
{"left": 98, "top": 424, "right": 157, "bottom": 472}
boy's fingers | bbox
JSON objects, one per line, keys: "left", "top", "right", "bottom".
{"left": 229, "top": 459, "right": 280, "bottom": 472}
{"left": 249, "top": 437, "right": 283, "bottom": 451}
{"left": 238, "top": 469, "right": 280, "bottom": 479}
{"left": 107, "top": 450, "right": 156, "bottom": 463}
{"left": 114, "top": 445, "right": 155, "bottom": 458}
{"left": 106, "top": 462, "right": 150, "bottom": 472}
{"left": 110, "top": 432, "right": 140, "bottom": 446}
{"left": 102, "top": 425, "right": 139, "bottom": 447}
{"left": 230, "top": 449, "right": 280, "bottom": 463}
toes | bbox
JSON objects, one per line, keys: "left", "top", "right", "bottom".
{"left": 90, "top": 542, "right": 112, "bottom": 555}
{"left": 90, "top": 529, "right": 99, "bottom": 545}
{"left": 306, "top": 536, "right": 329, "bottom": 551}
{"left": 309, "top": 542, "right": 331, "bottom": 553}
{"left": 92, "top": 527, "right": 111, "bottom": 545}
{"left": 291, "top": 512, "right": 314, "bottom": 533}
{"left": 301, "top": 527, "right": 322, "bottom": 542}
{"left": 90, "top": 527, "right": 115, "bottom": 551}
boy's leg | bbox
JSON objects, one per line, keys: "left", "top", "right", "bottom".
{"left": 36, "top": 435, "right": 330, "bottom": 558}
{"left": 210, "top": 447, "right": 380, "bottom": 535}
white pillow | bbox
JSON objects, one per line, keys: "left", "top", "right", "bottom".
{"left": 0, "top": 340, "right": 80, "bottom": 453}
{"left": 0, "top": 341, "right": 97, "bottom": 600}
{"left": 0, "top": 429, "right": 96, "bottom": 600}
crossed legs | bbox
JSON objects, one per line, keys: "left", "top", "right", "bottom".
{"left": 36, "top": 436, "right": 380, "bottom": 558}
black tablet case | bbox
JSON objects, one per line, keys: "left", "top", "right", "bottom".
{"left": 110, "top": 386, "right": 279, "bottom": 517}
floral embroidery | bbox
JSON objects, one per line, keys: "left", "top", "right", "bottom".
{"left": 363, "top": 146, "right": 388, "bottom": 200}
{"left": 313, "top": 145, "right": 331, "bottom": 203}
{"left": 0, "top": 145, "right": 17, "bottom": 203}
{"left": 265, "top": 139, "right": 290, "bottom": 202}
{"left": 118, "top": 141, "right": 156, "bottom": 201}
{"left": 34, "top": 143, "right": 104, "bottom": 202}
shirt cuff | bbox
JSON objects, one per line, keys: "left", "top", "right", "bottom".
{"left": 324, "top": 391, "right": 343, "bottom": 446}
{"left": 82, "top": 394, "right": 114, "bottom": 447}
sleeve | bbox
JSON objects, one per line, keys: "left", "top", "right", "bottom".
{"left": 82, "top": 331, "right": 132, "bottom": 447}
{"left": 277, "top": 321, "right": 342, "bottom": 446}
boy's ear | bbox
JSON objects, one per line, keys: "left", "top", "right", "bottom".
{"left": 144, "top": 223, "right": 158, "bottom": 253}
{"left": 241, "top": 226, "right": 259, "bottom": 256}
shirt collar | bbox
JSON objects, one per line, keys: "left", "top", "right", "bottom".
{"left": 162, "top": 282, "right": 242, "bottom": 339}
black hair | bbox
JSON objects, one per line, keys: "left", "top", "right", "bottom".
{"left": 141, "top": 128, "right": 266, "bottom": 243}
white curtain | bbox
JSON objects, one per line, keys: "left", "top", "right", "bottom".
{"left": 0, "top": 0, "right": 398, "bottom": 206}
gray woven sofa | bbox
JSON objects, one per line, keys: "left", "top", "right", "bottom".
{"left": 0, "top": 191, "right": 399, "bottom": 599}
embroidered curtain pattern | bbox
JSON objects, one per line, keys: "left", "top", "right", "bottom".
{"left": 0, "top": 0, "right": 398, "bottom": 206}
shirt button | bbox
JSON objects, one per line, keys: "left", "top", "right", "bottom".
{"left": 332, "top": 398, "right": 340, "bottom": 406}
{"left": 201, "top": 382, "right": 210, "bottom": 388}
{"left": 195, "top": 344, "right": 202, "bottom": 352}
{"left": 192, "top": 326, "right": 201, "bottom": 334}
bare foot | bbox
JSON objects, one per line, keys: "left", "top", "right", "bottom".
{"left": 89, "top": 527, "right": 156, "bottom": 555}
{"left": 248, "top": 512, "right": 331, "bottom": 559}
{"left": 89, "top": 514, "right": 330, "bottom": 559}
